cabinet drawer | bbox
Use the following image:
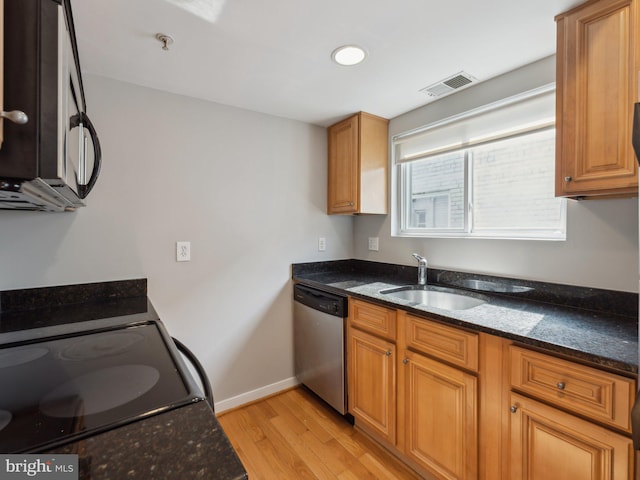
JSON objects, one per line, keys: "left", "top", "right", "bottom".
{"left": 405, "top": 314, "right": 478, "bottom": 372}
{"left": 509, "top": 345, "right": 636, "bottom": 432}
{"left": 349, "top": 299, "right": 396, "bottom": 340}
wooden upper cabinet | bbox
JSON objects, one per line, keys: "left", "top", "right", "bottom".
{"left": 327, "top": 112, "right": 389, "bottom": 214}
{"left": 555, "top": 0, "right": 639, "bottom": 198}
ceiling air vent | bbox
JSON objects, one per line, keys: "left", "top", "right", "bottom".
{"left": 420, "top": 71, "right": 477, "bottom": 98}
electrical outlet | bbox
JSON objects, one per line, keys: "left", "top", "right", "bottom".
{"left": 318, "top": 237, "right": 326, "bottom": 251}
{"left": 176, "top": 241, "right": 191, "bottom": 261}
{"left": 368, "top": 237, "right": 379, "bottom": 251}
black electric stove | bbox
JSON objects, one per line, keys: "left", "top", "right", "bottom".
{"left": 0, "top": 320, "right": 204, "bottom": 453}
{"left": 0, "top": 280, "right": 207, "bottom": 454}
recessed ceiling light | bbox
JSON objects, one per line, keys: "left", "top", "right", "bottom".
{"left": 331, "top": 45, "right": 367, "bottom": 66}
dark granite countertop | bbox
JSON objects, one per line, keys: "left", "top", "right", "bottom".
{"left": 0, "top": 279, "right": 248, "bottom": 480}
{"left": 0, "top": 279, "right": 156, "bottom": 344}
{"left": 47, "top": 401, "right": 247, "bottom": 480}
{"left": 293, "top": 260, "right": 639, "bottom": 375}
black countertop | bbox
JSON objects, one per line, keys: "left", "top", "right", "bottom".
{"left": 0, "top": 279, "right": 247, "bottom": 480}
{"left": 47, "top": 401, "right": 247, "bottom": 480}
{"left": 293, "top": 260, "right": 639, "bottom": 375}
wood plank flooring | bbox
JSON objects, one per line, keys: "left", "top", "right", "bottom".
{"left": 217, "top": 387, "right": 422, "bottom": 480}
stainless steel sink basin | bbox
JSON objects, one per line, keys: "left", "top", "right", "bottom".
{"left": 379, "top": 286, "right": 486, "bottom": 311}
{"left": 455, "top": 279, "right": 533, "bottom": 294}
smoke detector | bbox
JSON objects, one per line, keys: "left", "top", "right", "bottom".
{"left": 420, "top": 71, "right": 477, "bottom": 98}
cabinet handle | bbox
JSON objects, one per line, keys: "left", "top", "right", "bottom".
{"left": 385, "top": 350, "right": 391, "bottom": 356}
{"left": 349, "top": 202, "right": 354, "bottom": 206}
{"left": 510, "top": 405, "right": 518, "bottom": 413}
{"left": 564, "top": 176, "right": 572, "bottom": 182}
{"left": 556, "top": 382, "right": 566, "bottom": 390}
{"left": 402, "top": 358, "right": 409, "bottom": 365}
{"left": 1, "top": 110, "right": 28, "bottom": 125}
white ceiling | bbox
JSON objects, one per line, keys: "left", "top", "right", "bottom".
{"left": 71, "top": 0, "right": 583, "bottom": 127}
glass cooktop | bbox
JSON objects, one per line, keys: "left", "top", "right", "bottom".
{"left": 0, "top": 321, "right": 200, "bottom": 453}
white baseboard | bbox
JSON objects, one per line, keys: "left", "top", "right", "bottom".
{"left": 214, "top": 376, "right": 300, "bottom": 413}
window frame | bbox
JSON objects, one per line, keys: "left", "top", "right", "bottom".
{"left": 391, "top": 86, "right": 566, "bottom": 241}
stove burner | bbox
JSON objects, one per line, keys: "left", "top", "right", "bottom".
{"left": 60, "top": 332, "right": 145, "bottom": 361}
{"left": 40, "top": 364, "right": 160, "bottom": 417}
{"left": 0, "top": 347, "right": 49, "bottom": 368}
{"left": 0, "top": 410, "right": 11, "bottom": 432}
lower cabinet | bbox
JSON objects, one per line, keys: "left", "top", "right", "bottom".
{"left": 347, "top": 297, "right": 636, "bottom": 480}
{"left": 347, "top": 326, "right": 396, "bottom": 445}
{"left": 348, "top": 300, "right": 479, "bottom": 479}
{"left": 400, "top": 350, "right": 477, "bottom": 480}
{"left": 509, "top": 392, "right": 633, "bottom": 480}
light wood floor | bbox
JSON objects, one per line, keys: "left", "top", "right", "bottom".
{"left": 217, "top": 387, "right": 422, "bottom": 480}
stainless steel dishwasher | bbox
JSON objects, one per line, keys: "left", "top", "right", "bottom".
{"left": 293, "top": 284, "right": 347, "bottom": 415}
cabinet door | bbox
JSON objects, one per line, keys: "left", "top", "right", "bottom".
{"left": 556, "top": 0, "right": 639, "bottom": 197}
{"left": 509, "top": 392, "right": 633, "bottom": 480}
{"left": 401, "top": 350, "right": 478, "bottom": 480}
{"left": 348, "top": 327, "right": 396, "bottom": 445}
{"left": 328, "top": 114, "right": 359, "bottom": 214}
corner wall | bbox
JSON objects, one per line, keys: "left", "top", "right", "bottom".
{"left": 0, "top": 75, "right": 354, "bottom": 408}
{"left": 354, "top": 56, "right": 639, "bottom": 292}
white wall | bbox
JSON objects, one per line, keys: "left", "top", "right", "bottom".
{"left": 355, "top": 56, "right": 639, "bottom": 292}
{"left": 0, "top": 75, "right": 354, "bottom": 409}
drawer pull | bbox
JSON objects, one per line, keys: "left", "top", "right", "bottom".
{"left": 510, "top": 405, "right": 518, "bottom": 413}
{"left": 385, "top": 350, "right": 392, "bottom": 356}
{"left": 403, "top": 358, "right": 409, "bottom": 365}
{"left": 557, "top": 382, "right": 566, "bottom": 390}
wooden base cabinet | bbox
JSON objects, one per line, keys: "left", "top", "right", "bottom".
{"left": 509, "top": 392, "right": 633, "bottom": 480}
{"left": 347, "top": 299, "right": 636, "bottom": 480}
{"left": 400, "top": 350, "right": 478, "bottom": 480}
{"left": 347, "top": 326, "right": 396, "bottom": 445}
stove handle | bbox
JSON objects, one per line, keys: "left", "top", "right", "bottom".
{"left": 172, "top": 337, "right": 214, "bottom": 409}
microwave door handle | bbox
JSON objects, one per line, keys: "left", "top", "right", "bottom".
{"left": 76, "top": 112, "right": 101, "bottom": 199}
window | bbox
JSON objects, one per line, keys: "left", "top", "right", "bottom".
{"left": 393, "top": 85, "right": 566, "bottom": 240}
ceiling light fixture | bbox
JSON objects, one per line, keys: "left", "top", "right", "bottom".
{"left": 331, "top": 45, "right": 367, "bottom": 66}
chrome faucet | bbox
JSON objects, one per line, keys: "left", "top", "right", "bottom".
{"left": 412, "top": 253, "right": 428, "bottom": 286}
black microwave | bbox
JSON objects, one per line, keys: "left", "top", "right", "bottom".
{"left": 0, "top": 0, "right": 101, "bottom": 212}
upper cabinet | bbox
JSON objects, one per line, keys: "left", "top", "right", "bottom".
{"left": 555, "top": 0, "right": 639, "bottom": 198}
{"left": 327, "top": 112, "right": 389, "bottom": 215}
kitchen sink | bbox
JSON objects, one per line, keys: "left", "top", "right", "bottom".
{"left": 379, "top": 285, "right": 486, "bottom": 311}
{"left": 454, "top": 279, "right": 533, "bottom": 294}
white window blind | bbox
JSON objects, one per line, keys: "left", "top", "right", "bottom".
{"left": 394, "top": 84, "right": 556, "bottom": 163}
{"left": 392, "top": 84, "right": 566, "bottom": 240}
